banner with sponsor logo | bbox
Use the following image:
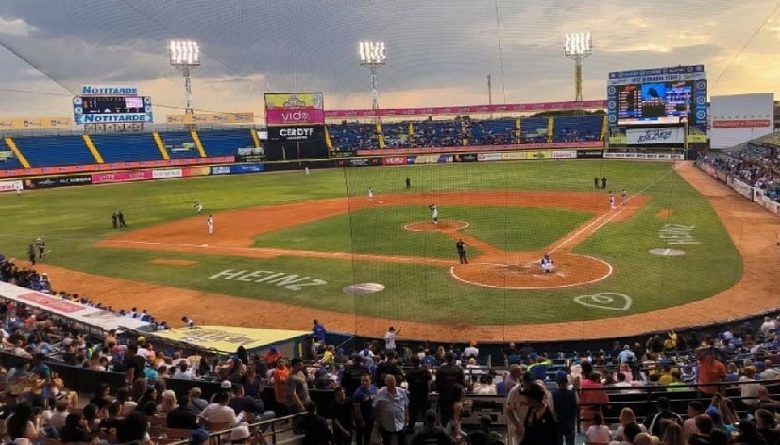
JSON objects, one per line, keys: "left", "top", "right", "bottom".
{"left": 24, "top": 175, "right": 92, "bottom": 189}
{"left": 603, "top": 152, "right": 684, "bottom": 161}
{"left": 731, "top": 178, "right": 755, "bottom": 202}
{"left": 355, "top": 141, "right": 603, "bottom": 157}
{"left": 150, "top": 325, "right": 308, "bottom": 354}
{"left": 230, "top": 163, "right": 265, "bottom": 174}
{"left": 325, "top": 100, "right": 607, "bottom": 119}
{"left": 151, "top": 168, "right": 183, "bottom": 180}
{"left": 182, "top": 166, "right": 211, "bottom": 177}
{"left": 626, "top": 128, "right": 685, "bottom": 145}
{"left": 336, "top": 158, "right": 381, "bottom": 167}
{"left": 0, "top": 179, "right": 22, "bottom": 192}
{"left": 501, "top": 152, "right": 525, "bottom": 160}
{"left": 577, "top": 150, "right": 604, "bottom": 159}
{"left": 0, "top": 157, "right": 234, "bottom": 179}
{"left": 710, "top": 93, "right": 774, "bottom": 148}
{"left": 91, "top": 170, "right": 153, "bottom": 184}
{"left": 478, "top": 153, "right": 503, "bottom": 162}
{"left": 0, "top": 117, "right": 72, "bottom": 130}
{"left": 382, "top": 157, "right": 407, "bottom": 166}
{"left": 267, "top": 126, "right": 322, "bottom": 142}
{"left": 453, "top": 153, "right": 478, "bottom": 162}
{"left": 552, "top": 150, "right": 577, "bottom": 159}
{"left": 265, "top": 93, "right": 325, "bottom": 126}
{"left": 166, "top": 113, "right": 254, "bottom": 124}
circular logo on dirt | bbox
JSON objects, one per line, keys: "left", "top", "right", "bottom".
{"left": 343, "top": 283, "right": 385, "bottom": 295}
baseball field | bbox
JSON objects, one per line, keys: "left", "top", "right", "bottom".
{"left": 0, "top": 159, "right": 777, "bottom": 341}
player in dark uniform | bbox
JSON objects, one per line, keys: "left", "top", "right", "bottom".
{"left": 406, "top": 177, "right": 411, "bottom": 189}
{"left": 117, "top": 211, "right": 127, "bottom": 228}
{"left": 601, "top": 176, "right": 607, "bottom": 190}
{"left": 594, "top": 177, "right": 599, "bottom": 189}
{"left": 456, "top": 239, "right": 468, "bottom": 264}
{"left": 111, "top": 212, "right": 118, "bottom": 229}
{"left": 27, "top": 244, "right": 36, "bottom": 265}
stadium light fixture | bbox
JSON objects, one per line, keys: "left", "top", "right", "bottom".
{"left": 563, "top": 32, "right": 593, "bottom": 103}
{"left": 168, "top": 39, "right": 200, "bottom": 117}
{"left": 358, "top": 41, "right": 387, "bottom": 116}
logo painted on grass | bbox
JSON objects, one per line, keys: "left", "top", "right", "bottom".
{"left": 658, "top": 224, "right": 700, "bottom": 245}
{"left": 574, "top": 293, "right": 632, "bottom": 311}
{"left": 343, "top": 283, "right": 385, "bottom": 295}
{"left": 209, "top": 269, "right": 327, "bottom": 291}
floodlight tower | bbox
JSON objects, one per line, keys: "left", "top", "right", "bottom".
{"left": 168, "top": 40, "right": 201, "bottom": 116}
{"left": 358, "top": 41, "right": 387, "bottom": 114}
{"left": 563, "top": 32, "right": 592, "bottom": 102}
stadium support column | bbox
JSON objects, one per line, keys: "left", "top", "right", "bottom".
{"left": 169, "top": 40, "right": 200, "bottom": 125}
{"left": 563, "top": 33, "right": 592, "bottom": 107}
{"left": 359, "top": 41, "right": 387, "bottom": 124}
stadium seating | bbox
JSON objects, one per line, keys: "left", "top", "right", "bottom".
{"left": 0, "top": 138, "right": 24, "bottom": 170}
{"left": 90, "top": 133, "right": 162, "bottom": 163}
{"left": 12, "top": 135, "right": 95, "bottom": 167}
{"left": 158, "top": 131, "right": 201, "bottom": 159}
{"left": 196, "top": 129, "right": 256, "bottom": 157}
{"left": 519, "top": 116, "right": 550, "bottom": 143}
{"left": 412, "top": 119, "right": 464, "bottom": 147}
{"left": 327, "top": 123, "right": 379, "bottom": 151}
{"left": 381, "top": 122, "right": 412, "bottom": 149}
{"left": 552, "top": 115, "right": 602, "bottom": 143}
{"left": 468, "top": 118, "right": 516, "bottom": 145}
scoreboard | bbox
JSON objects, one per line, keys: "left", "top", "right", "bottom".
{"left": 73, "top": 85, "right": 153, "bottom": 125}
{"left": 607, "top": 65, "right": 706, "bottom": 128}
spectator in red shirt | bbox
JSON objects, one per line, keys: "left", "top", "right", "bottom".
{"left": 577, "top": 361, "right": 609, "bottom": 429}
{"left": 696, "top": 348, "right": 726, "bottom": 396}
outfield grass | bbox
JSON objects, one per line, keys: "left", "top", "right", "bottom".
{"left": 253, "top": 205, "right": 593, "bottom": 258}
{"left": 0, "top": 160, "right": 743, "bottom": 325}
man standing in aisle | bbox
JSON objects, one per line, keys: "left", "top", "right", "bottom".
{"left": 373, "top": 374, "right": 409, "bottom": 445}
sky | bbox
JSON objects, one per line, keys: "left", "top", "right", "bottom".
{"left": 0, "top": 0, "right": 779, "bottom": 120}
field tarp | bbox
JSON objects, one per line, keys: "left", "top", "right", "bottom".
{"left": 150, "top": 325, "right": 309, "bottom": 354}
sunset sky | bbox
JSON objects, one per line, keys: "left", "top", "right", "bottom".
{"left": 0, "top": 0, "right": 778, "bottom": 119}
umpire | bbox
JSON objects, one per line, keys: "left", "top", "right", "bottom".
{"left": 456, "top": 239, "right": 468, "bottom": 264}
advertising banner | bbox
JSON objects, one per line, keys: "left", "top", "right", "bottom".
{"left": 211, "top": 166, "right": 231, "bottom": 175}
{"left": 325, "top": 100, "right": 607, "bottom": 119}
{"left": 731, "top": 178, "right": 755, "bottom": 202}
{"left": 453, "top": 154, "right": 478, "bottom": 162}
{"left": 336, "top": 158, "right": 381, "bottom": 167}
{"left": 265, "top": 93, "right": 325, "bottom": 126}
{"left": 0, "top": 117, "right": 72, "bottom": 130}
{"left": 478, "top": 153, "right": 503, "bottom": 162}
{"left": 91, "top": 170, "right": 153, "bottom": 184}
{"left": 577, "top": 150, "right": 604, "bottom": 159}
{"left": 603, "top": 152, "right": 684, "bottom": 161}
{"left": 230, "top": 163, "right": 265, "bottom": 174}
{"left": 526, "top": 151, "right": 552, "bottom": 160}
{"left": 552, "top": 150, "right": 577, "bottom": 159}
{"left": 626, "top": 128, "right": 684, "bottom": 145}
{"left": 710, "top": 93, "right": 774, "bottom": 149}
{"left": 25, "top": 175, "right": 92, "bottom": 189}
{"left": 166, "top": 113, "right": 254, "bottom": 124}
{"left": 151, "top": 168, "right": 183, "bottom": 180}
{"left": 382, "top": 157, "right": 407, "bottom": 166}
{"left": 267, "top": 126, "right": 321, "bottom": 142}
{"left": 0, "top": 179, "right": 22, "bottom": 192}
{"left": 0, "top": 157, "right": 235, "bottom": 179}
{"left": 414, "top": 155, "right": 443, "bottom": 164}
{"left": 181, "top": 167, "right": 211, "bottom": 177}
{"left": 356, "top": 141, "right": 603, "bottom": 157}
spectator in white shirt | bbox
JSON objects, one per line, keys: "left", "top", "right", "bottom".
{"left": 172, "top": 362, "right": 194, "bottom": 380}
{"left": 585, "top": 413, "right": 612, "bottom": 444}
{"left": 464, "top": 341, "right": 479, "bottom": 360}
{"left": 759, "top": 316, "right": 776, "bottom": 338}
{"left": 47, "top": 400, "right": 70, "bottom": 430}
{"left": 384, "top": 327, "right": 399, "bottom": 351}
{"left": 198, "top": 391, "right": 241, "bottom": 426}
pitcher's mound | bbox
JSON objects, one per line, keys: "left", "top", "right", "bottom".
{"left": 450, "top": 253, "right": 612, "bottom": 289}
{"left": 404, "top": 220, "right": 469, "bottom": 232}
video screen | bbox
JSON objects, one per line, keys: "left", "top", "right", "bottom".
{"left": 81, "top": 96, "right": 146, "bottom": 114}
{"left": 618, "top": 81, "right": 692, "bottom": 125}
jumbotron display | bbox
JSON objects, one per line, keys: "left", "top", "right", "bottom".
{"left": 73, "top": 95, "right": 153, "bottom": 124}
{"left": 607, "top": 65, "right": 707, "bottom": 128}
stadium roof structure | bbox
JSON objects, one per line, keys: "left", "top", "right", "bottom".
{"left": 149, "top": 325, "right": 309, "bottom": 354}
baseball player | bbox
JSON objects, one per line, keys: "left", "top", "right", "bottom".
{"left": 207, "top": 215, "right": 214, "bottom": 235}
{"left": 456, "top": 239, "right": 468, "bottom": 264}
{"left": 540, "top": 253, "right": 555, "bottom": 273}
{"left": 608, "top": 191, "right": 616, "bottom": 210}
{"left": 429, "top": 204, "right": 439, "bottom": 224}
{"left": 621, "top": 189, "right": 627, "bottom": 206}
{"left": 194, "top": 200, "right": 203, "bottom": 215}
{"left": 15, "top": 184, "right": 22, "bottom": 196}
{"left": 35, "top": 237, "right": 46, "bottom": 258}
{"left": 368, "top": 187, "right": 374, "bottom": 200}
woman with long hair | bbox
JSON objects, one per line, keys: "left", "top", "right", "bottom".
{"left": 661, "top": 422, "right": 685, "bottom": 445}
{"left": 447, "top": 384, "right": 471, "bottom": 443}
{"left": 136, "top": 386, "right": 157, "bottom": 410}
{"left": 613, "top": 407, "right": 648, "bottom": 441}
{"left": 5, "top": 403, "right": 41, "bottom": 440}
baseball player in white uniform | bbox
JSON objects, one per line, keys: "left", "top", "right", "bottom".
{"left": 194, "top": 200, "right": 203, "bottom": 214}
{"left": 368, "top": 187, "right": 374, "bottom": 200}
{"left": 429, "top": 204, "right": 439, "bottom": 224}
{"left": 207, "top": 215, "right": 214, "bottom": 235}
{"left": 608, "top": 191, "right": 616, "bottom": 210}
{"left": 540, "top": 253, "right": 555, "bottom": 273}
{"left": 15, "top": 184, "right": 22, "bottom": 196}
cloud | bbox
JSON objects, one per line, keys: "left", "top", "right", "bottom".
{"left": 0, "top": 16, "right": 37, "bottom": 36}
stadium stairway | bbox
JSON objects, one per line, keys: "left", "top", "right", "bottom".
{"left": 82, "top": 134, "right": 104, "bottom": 164}
{"left": 157, "top": 131, "right": 201, "bottom": 160}
{"left": 2, "top": 136, "right": 29, "bottom": 168}
{"left": 152, "top": 131, "right": 170, "bottom": 160}
{"left": 14, "top": 135, "right": 94, "bottom": 167}
{"left": 190, "top": 130, "right": 207, "bottom": 158}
